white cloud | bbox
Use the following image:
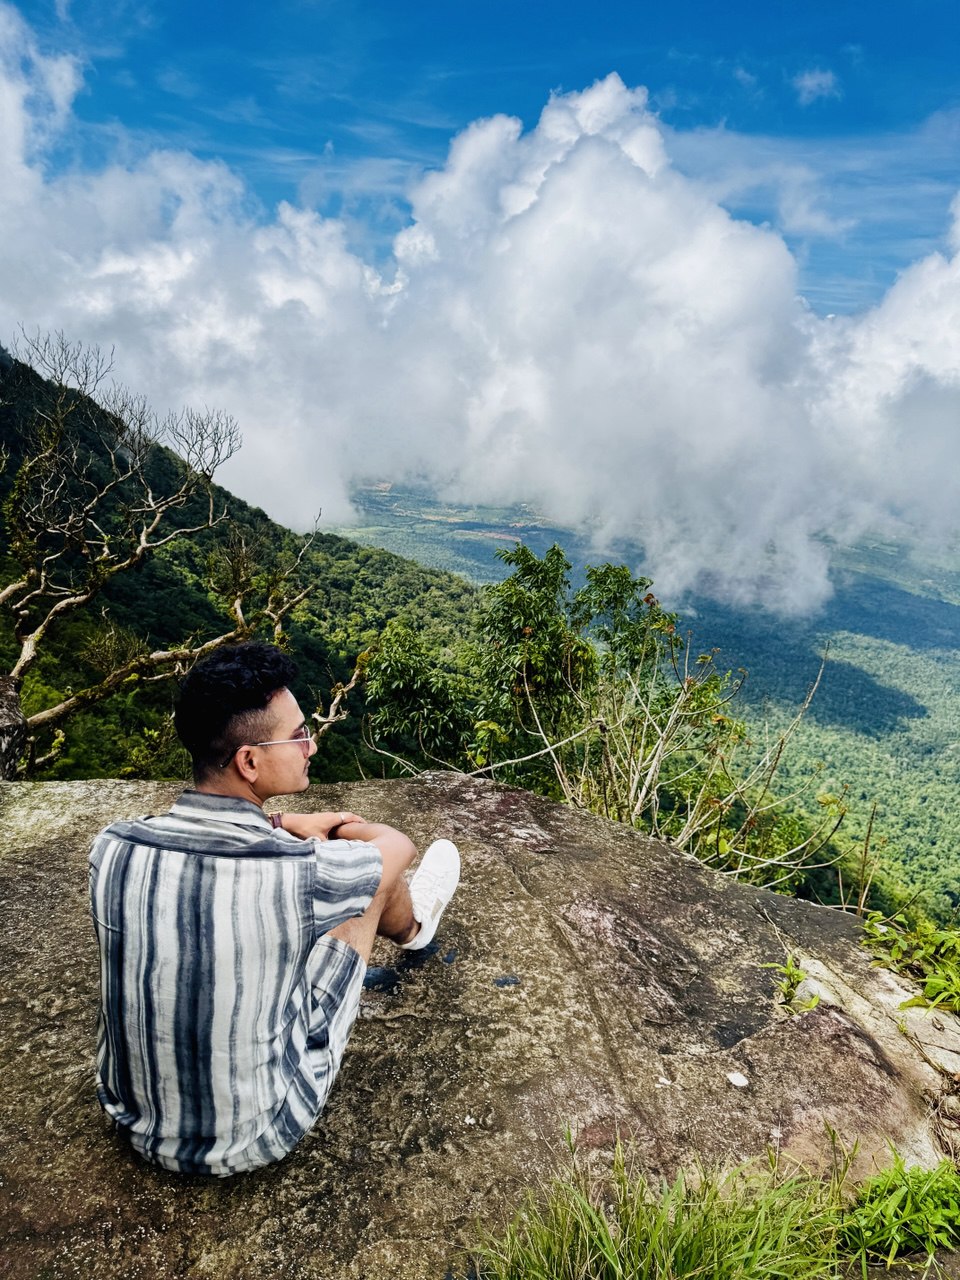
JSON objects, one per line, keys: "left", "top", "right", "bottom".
{"left": 1, "top": 8, "right": 960, "bottom": 616}
{"left": 156, "top": 65, "right": 200, "bottom": 99}
{"left": 664, "top": 115, "right": 960, "bottom": 311}
{"left": 0, "top": 2, "right": 81, "bottom": 186}
{"left": 792, "top": 68, "right": 841, "bottom": 106}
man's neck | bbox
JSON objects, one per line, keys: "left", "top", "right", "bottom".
{"left": 195, "top": 776, "right": 265, "bottom": 807}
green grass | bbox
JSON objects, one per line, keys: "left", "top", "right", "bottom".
{"left": 841, "top": 1155, "right": 960, "bottom": 1267}
{"left": 472, "top": 1142, "right": 960, "bottom": 1279}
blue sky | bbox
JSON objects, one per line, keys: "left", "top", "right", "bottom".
{"left": 14, "top": 0, "right": 960, "bottom": 311}
{"left": 3, "top": 1, "right": 960, "bottom": 610}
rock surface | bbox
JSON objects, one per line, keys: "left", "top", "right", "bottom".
{"left": 3, "top": 772, "right": 960, "bottom": 1279}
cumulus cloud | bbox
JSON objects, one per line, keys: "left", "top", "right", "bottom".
{"left": 1, "top": 7, "right": 959, "bottom": 615}
{"left": 793, "top": 68, "right": 841, "bottom": 106}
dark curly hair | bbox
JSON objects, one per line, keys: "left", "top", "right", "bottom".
{"left": 174, "top": 642, "right": 299, "bottom": 783}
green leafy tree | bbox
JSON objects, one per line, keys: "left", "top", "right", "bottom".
{"left": 472, "top": 543, "right": 596, "bottom": 784}
{"left": 364, "top": 542, "right": 845, "bottom": 889}
{"left": 362, "top": 618, "right": 472, "bottom": 765}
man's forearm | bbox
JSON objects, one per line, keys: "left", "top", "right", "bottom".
{"left": 277, "top": 811, "right": 411, "bottom": 848}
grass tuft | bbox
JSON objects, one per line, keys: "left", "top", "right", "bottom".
{"left": 840, "top": 1154, "right": 960, "bottom": 1267}
{"left": 473, "top": 1140, "right": 960, "bottom": 1280}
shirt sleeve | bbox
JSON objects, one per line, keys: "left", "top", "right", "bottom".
{"left": 312, "top": 838, "right": 383, "bottom": 936}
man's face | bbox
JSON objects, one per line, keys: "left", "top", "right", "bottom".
{"left": 251, "top": 687, "right": 317, "bottom": 799}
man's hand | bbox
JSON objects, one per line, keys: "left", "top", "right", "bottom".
{"left": 278, "top": 811, "right": 366, "bottom": 841}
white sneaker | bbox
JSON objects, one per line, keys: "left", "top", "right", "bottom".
{"left": 401, "top": 839, "right": 461, "bottom": 951}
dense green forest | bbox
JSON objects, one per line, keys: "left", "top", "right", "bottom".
{"left": 333, "top": 486, "right": 960, "bottom": 917}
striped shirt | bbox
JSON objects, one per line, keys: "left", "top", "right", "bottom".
{"left": 88, "top": 791, "right": 382, "bottom": 1176}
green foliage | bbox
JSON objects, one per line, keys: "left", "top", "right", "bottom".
{"left": 471, "top": 543, "right": 599, "bottom": 786}
{"left": 364, "top": 542, "right": 846, "bottom": 891}
{"left": 840, "top": 1155, "right": 960, "bottom": 1265}
{"left": 862, "top": 911, "right": 960, "bottom": 1012}
{"left": 362, "top": 618, "right": 472, "bottom": 763}
{"left": 475, "top": 1141, "right": 960, "bottom": 1279}
{"left": 761, "top": 953, "right": 820, "bottom": 1014}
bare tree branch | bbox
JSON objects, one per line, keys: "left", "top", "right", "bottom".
{"left": 25, "top": 628, "right": 246, "bottom": 733}
{"left": 0, "top": 331, "right": 314, "bottom": 778}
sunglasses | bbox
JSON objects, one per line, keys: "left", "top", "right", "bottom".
{"left": 218, "top": 723, "right": 316, "bottom": 770}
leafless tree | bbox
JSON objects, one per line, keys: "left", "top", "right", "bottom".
{"left": 0, "top": 330, "right": 314, "bottom": 779}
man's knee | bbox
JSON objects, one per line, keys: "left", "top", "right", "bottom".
{"left": 376, "top": 831, "right": 417, "bottom": 891}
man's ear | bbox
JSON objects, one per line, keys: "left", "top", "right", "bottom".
{"left": 234, "top": 746, "right": 259, "bottom": 783}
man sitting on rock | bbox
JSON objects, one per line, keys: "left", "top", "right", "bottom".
{"left": 88, "top": 641, "right": 460, "bottom": 1176}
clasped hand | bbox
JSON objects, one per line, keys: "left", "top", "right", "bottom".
{"left": 279, "top": 810, "right": 366, "bottom": 841}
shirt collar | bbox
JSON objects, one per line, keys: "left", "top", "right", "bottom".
{"left": 170, "top": 790, "right": 273, "bottom": 830}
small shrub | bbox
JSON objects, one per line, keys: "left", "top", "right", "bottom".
{"left": 840, "top": 1155, "right": 960, "bottom": 1265}
{"left": 761, "top": 952, "right": 820, "bottom": 1013}
{"left": 862, "top": 911, "right": 960, "bottom": 1011}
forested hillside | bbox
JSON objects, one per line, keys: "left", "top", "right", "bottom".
{"left": 693, "top": 579, "right": 960, "bottom": 916}
{"left": 333, "top": 486, "right": 960, "bottom": 916}
{"left": 0, "top": 355, "right": 477, "bottom": 781}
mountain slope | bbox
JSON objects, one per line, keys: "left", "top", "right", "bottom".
{"left": 331, "top": 485, "right": 960, "bottom": 913}
{"left": 0, "top": 358, "right": 478, "bottom": 781}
